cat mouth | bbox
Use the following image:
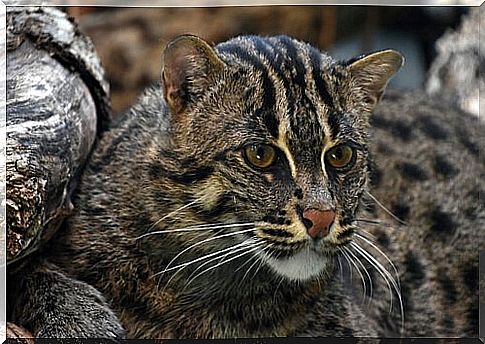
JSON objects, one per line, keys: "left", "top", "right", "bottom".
{"left": 254, "top": 224, "right": 355, "bottom": 281}
{"left": 254, "top": 236, "right": 338, "bottom": 281}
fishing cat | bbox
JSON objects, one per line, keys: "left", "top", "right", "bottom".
{"left": 10, "top": 35, "right": 483, "bottom": 338}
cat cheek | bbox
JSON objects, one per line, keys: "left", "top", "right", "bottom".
{"left": 263, "top": 173, "right": 275, "bottom": 183}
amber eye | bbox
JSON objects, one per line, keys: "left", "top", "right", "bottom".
{"left": 325, "top": 145, "right": 354, "bottom": 169}
{"left": 244, "top": 144, "right": 277, "bottom": 169}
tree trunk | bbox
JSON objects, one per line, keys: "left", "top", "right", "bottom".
{"left": 6, "top": 7, "right": 111, "bottom": 266}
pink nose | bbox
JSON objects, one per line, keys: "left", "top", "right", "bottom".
{"left": 303, "top": 209, "right": 336, "bottom": 239}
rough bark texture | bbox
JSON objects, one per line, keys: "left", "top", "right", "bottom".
{"left": 6, "top": 7, "right": 111, "bottom": 266}
{"left": 6, "top": 322, "right": 34, "bottom": 343}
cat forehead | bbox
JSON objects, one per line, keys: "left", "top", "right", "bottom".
{"left": 215, "top": 35, "right": 352, "bottom": 146}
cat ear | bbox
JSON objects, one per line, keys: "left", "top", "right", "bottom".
{"left": 161, "top": 35, "right": 226, "bottom": 114}
{"left": 347, "top": 50, "right": 404, "bottom": 111}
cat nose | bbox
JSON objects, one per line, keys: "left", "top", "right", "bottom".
{"left": 302, "top": 209, "right": 336, "bottom": 239}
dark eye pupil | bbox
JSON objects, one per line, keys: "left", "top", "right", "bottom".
{"left": 326, "top": 145, "right": 354, "bottom": 169}
{"left": 256, "top": 147, "right": 266, "bottom": 160}
{"left": 333, "top": 148, "right": 343, "bottom": 160}
{"left": 244, "top": 144, "right": 276, "bottom": 169}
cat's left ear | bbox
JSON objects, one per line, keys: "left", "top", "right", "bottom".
{"left": 161, "top": 35, "right": 226, "bottom": 115}
{"left": 346, "top": 50, "right": 404, "bottom": 111}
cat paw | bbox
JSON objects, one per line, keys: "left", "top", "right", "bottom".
{"left": 14, "top": 264, "right": 126, "bottom": 339}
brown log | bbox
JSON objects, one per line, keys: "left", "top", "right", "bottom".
{"left": 6, "top": 322, "right": 34, "bottom": 343}
{"left": 6, "top": 7, "right": 111, "bottom": 266}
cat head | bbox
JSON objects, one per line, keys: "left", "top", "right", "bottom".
{"left": 157, "top": 34, "right": 403, "bottom": 281}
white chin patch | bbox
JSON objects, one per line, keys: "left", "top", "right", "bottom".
{"left": 264, "top": 249, "right": 328, "bottom": 281}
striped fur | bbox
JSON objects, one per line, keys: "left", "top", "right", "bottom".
{"left": 11, "top": 35, "right": 482, "bottom": 339}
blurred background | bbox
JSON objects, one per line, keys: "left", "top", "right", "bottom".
{"left": 64, "top": 6, "right": 470, "bottom": 114}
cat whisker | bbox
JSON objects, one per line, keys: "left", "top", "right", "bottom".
{"left": 178, "top": 239, "right": 261, "bottom": 292}
{"left": 354, "top": 233, "right": 401, "bottom": 289}
{"left": 339, "top": 247, "right": 353, "bottom": 282}
{"left": 272, "top": 275, "right": 286, "bottom": 304}
{"left": 158, "top": 239, "right": 256, "bottom": 274}
{"left": 350, "top": 241, "right": 405, "bottom": 334}
{"left": 183, "top": 244, "right": 263, "bottom": 290}
{"left": 160, "top": 239, "right": 259, "bottom": 292}
{"left": 343, "top": 246, "right": 374, "bottom": 306}
{"left": 184, "top": 229, "right": 216, "bottom": 246}
{"left": 241, "top": 244, "right": 271, "bottom": 282}
{"left": 250, "top": 243, "right": 274, "bottom": 280}
{"left": 135, "top": 222, "right": 255, "bottom": 240}
{"left": 350, "top": 242, "right": 394, "bottom": 310}
{"left": 355, "top": 218, "right": 395, "bottom": 228}
{"left": 154, "top": 226, "right": 257, "bottom": 278}
{"left": 146, "top": 196, "right": 208, "bottom": 232}
{"left": 365, "top": 191, "right": 406, "bottom": 225}
{"left": 191, "top": 239, "right": 260, "bottom": 278}
{"left": 340, "top": 247, "right": 367, "bottom": 304}
{"left": 336, "top": 255, "right": 344, "bottom": 282}
{"left": 235, "top": 250, "right": 259, "bottom": 274}
{"left": 241, "top": 256, "right": 261, "bottom": 282}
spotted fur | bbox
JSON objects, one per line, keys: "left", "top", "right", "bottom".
{"left": 10, "top": 35, "right": 483, "bottom": 338}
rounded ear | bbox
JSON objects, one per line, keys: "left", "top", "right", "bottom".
{"left": 161, "top": 34, "right": 226, "bottom": 114}
{"left": 347, "top": 49, "right": 404, "bottom": 111}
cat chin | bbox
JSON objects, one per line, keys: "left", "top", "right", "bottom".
{"left": 264, "top": 249, "right": 328, "bottom": 281}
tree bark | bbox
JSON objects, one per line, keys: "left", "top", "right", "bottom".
{"left": 6, "top": 7, "right": 111, "bottom": 266}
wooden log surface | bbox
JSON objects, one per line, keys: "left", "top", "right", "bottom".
{"left": 6, "top": 322, "right": 34, "bottom": 343}
{"left": 6, "top": 7, "right": 111, "bottom": 266}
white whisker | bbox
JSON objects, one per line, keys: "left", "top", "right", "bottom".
{"left": 236, "top": 251, "right": 259, "bottom": 274}
{"left": 160, "top": 239, "right": 256, "bottom": 274}
{"left": 148, "top": 196, "right": 207, "bottom": 231}
{"left": 354, "top": 233, "right": 401, "bottom": 289}
{"left": 272, "top": 275, "right": 286, "bottom": 304}
{"left": 350, "top": 241, "right": 405, "bottom": 334}
{"left": 337, "top": 255, "right": 344, "bottom": 282}
{"left": 241, "top": 256, "right": 261, "bottom": 282}
{"left": 340, "top": 248, "right": 353, "bottom": 281}
{"left": 184, "top": 244, "right": 262, "bottom": 289}
{"left": 355, "top": 218, "right": 395, "bottom": 228}
{"left": 351, "top": 242, "right": 394, "bottom": 311}
{"left": 366, "top": 191, "right": 406, "bottom": 225}
{"left": 154, "top": 227, "right": 257, "bottom": 277}
{"left": 341, "top": 247, "right": 367, "bottom": 303}
{"left": 189, "top": 239, "right": 259, "bottom": 278}
{"left": 136, "top": 222, "right": 255, "bottom": 240}
{"left": 161, "top": 239, "right": 259, "bottom": 292}
{"left": 344, "top": 246, "right": 374, "bottom": 305}
{"left": 250, "top": 244, "right": 273, "bottom": 280}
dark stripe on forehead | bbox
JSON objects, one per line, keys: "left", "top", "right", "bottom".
{"left": 276, "top": 36, "right": 307, "bottom": 87}
{"left": 246, "top": 37, "right": 296, "bottom": 139}
{"left": 275, "top": 36, "right": 324, "bottom": 149}
{"left": 274, "top": 37, "right": 320, "bottom": 117}
{"left": 309, "top": 46, "right": 335, "bottom": 108}
{"left": 217, "top": 40, "right": 279, "bottom": 139}
{"left": 252, "top": 37, "right": 297, "bottom": 128}
{"left": 327, "top": 111, "right": 340, "bottom": 139}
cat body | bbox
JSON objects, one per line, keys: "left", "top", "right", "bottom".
{"left": 10, "top": 35, "right": 483, "bottom": 338}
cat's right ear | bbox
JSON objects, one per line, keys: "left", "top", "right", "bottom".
{"left": 161, "top": 35, "right": 226, "bottom": 114}
{"left": 346, "top": 50, "right": 404, "bottom": 112}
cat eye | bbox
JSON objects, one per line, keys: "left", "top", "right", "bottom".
{"left": 243, "top": 144, "right": 277, "bottom": 169}
{"left": 325, "top": 145, "right": 354, "bottom": 169}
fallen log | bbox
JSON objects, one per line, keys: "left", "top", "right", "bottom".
{"left": 6, "top": 7, "right": 111, "bottom": 266}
